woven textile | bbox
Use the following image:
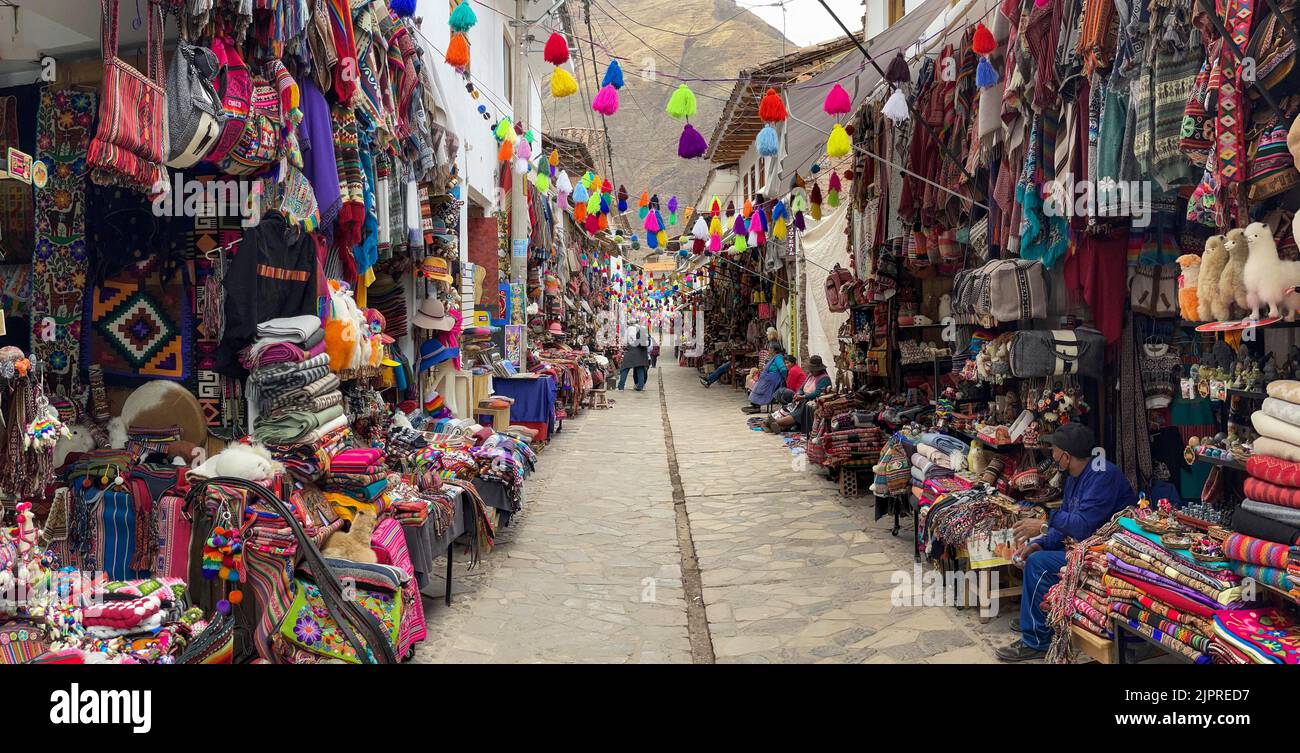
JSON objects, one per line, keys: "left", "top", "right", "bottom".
{"left": 1227, "top": 561, "right": 1292, "bottom": 591}
{"left": 1244, "top": 477, "right": 1300, "bottom": 509}
{"left": 1213, "top": 608, "right": 1300, "bottom": 664}
{"left": 189, "top": 177, "right": 246, "bottom": 430}
{"left": 1223, "top": 532, "right": 1291, "bottom": 569}
{"left": 1247, "top": 453, "right": 1300, "bottom": 488}
{"left": 83, "top": 255, "right": 191, "bottom": 383}
{"left": 31, "top": 89, "right": 96, "bottom": 387}
{"left": 0, "top": 96, "right": 33, "bottom": 260}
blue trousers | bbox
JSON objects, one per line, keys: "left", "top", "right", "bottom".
{"left": 1021, "top": 549, "right": 1067, "bottom": 650}
{"left": 703, "top": 361, "right": 731, "bottom": 384}
{"left": 618, "top": 366, "right": 647, "bottom": 390}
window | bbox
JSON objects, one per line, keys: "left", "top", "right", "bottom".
{"left": 743, "top": 173, "right": 751, "bottom": 202}
{"left": 502, "top": 33, "right": 513, "bottom": 100}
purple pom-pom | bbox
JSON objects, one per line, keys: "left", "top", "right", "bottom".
{"left": 678, "top": 124, "right": 708, "bottom": 159}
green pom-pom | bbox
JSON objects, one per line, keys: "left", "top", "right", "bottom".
{"left": 449, "top": 1, "right": 478, "bottom": 32}
{"left": 666, "top": 84, "right": 697, "bottom": 120}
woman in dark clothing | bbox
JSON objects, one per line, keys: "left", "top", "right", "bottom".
{"left": 765, "top": 356, "right": 832, "bottom": 433}
{"left": 618, "top": 324, "right": 651, "bottom": 391}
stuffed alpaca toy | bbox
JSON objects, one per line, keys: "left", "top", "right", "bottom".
{"left": 1199, "top": 235, "right": 1228, "bottom": 321}
{"left": 187, "top": 443, "right": 285, "bottom": 482}
{"left": 1177, "top": 254, "right": 1202, "bottom": 320}
{"left": 1244, "top": 221, "right": 1300, "bottom": 319}
{"left": 1220, "top": 228, "right": 1251, "bottom": 316}
{"left": 322, "top": 508, "right": 378, "bottom": 564}
{"left": 54, "top": 424, "right": 97, "bottom": 468}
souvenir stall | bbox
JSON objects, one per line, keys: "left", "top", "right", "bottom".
{"left": 0, "top": 0, "right": 558, "bottom": 664}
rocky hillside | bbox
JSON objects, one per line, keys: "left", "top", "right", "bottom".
{"left": 546, "top": 0, "right": 792, "bottom": 208}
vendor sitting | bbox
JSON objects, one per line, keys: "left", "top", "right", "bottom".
{"left": 996, "top": 422, "right": 1136, "bottom": 662}
{"left": 763, "top": 356, "right": 832, "bottom": 434}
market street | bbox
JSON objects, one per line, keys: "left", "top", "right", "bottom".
{"left": 414, "top": 364, "right": 1003, "bottom": 664}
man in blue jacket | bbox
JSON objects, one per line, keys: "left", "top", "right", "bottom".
{"left": 996, "top": 422, "right": 1136, "bottom": 662}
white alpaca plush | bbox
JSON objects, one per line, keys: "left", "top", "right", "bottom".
{"left": 53, "top": 424, "right": 97, "bottom": 467}
{"left": 1199, "top": 235, "right": 1228, "bottom": 321}
{"left": 1244, "top": 221, "right": 1300, "bottom": 319}
{"left": 107, "top": 417, "right": 128, "bottom": 450}
{"left": 1220, "top": 228, "right": 1250, "bottom": 316}
{"left": 187, "top": 443, "right": 285, "bottom": 482}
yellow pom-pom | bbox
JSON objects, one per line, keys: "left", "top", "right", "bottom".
{"left": 551, "top": 67, "right": 578, "bottom": 98}
{"left": 826, "top": 123, "right": 851, "bottom": 158}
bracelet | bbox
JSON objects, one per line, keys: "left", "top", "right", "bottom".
{"left": 1040, "top": 522, "right": 1048, "bottom": 536}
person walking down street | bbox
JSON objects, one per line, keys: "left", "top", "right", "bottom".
{"left": 618, "top": 323, "right": 651, "bottom": 391}
{"left": 650, "top": 338, "right": 660, "bottom": 368}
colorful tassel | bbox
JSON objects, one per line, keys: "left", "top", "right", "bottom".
{"left": 823, "top": 83, "right": 851, "bottom": 116}
{"left": 603, "top": 60, "right": 624, "bottom": 89}
{"left": 708, "top": 232, "right": 721, "bottom": 253}
{"left": 742, "top": 198, "right": 753, "bottom": 217}
{"left": 757, "top": 124, "right": 779, "bottom": 157}
{"left": 617, "top": 185, "right": 628, "bottom": 213}
{"left": 882, "top": 88, "right": 909, "bottom": 122}
{"left": 692, "top": 216, "right": 708, "bottom": 239}
{"left": 975, "top": 57, "right": 998, "bottom": 88}
{"left": 544, "top": 33, "right": 570, "bottom": 65}
{"left": 573, "top": 182, "right": 590, "bottom": 204}
{"left": 497, "top": 140, "right": 513, "bottom": 162}
{"left": 885, "top": 52, "right": 910, "bottom": 84}
{"left": 709, "top": 216, "right": 722, "bottom": 236}
{"left": 494, "top": 118, "right": 513, "bottom": 141}
{"left": 773, "top": 216, "right": 787, "bottom": 239}
{"left": 826, "top": 123, "right": 851, "bottom": 158}
{"left": 972, "top": 23, "right": 996, "bottom": 56}
{"left": 827, "top": 171, "right": 841, "bottom": 207}
{"left": 677, "top": 123, "right": 708, "bottom": 158}
{"left": 758, "top": 88, "right": 787, "bottom": 122}
{"left": 585, "top": 213, "right": 599, "bottom": 233}
{"left": 592, "top": 83, "right": 619, "bottom": 115}
{"left": 793, "top": 211, "right": 805, "bottom": 232}
{"left": 556, "top": 171, "right": 572, "bottom": 193}
{"left": 732, "top": 214, "right": 746, "bottom": 235}
{"left": 446, "top": 32, "right": 470, "bottom": 68}
{"left": 551, "top": 68, "right": 578, "bottom": 98}
{"left": 549, "top": 149, "right": 560, "bottom": 166}
{"left": 645, "top": 211, "right": 661, "bottom": 233}
{"left": 391, "top": 0, "right": 416, "bottom": 17}
{"left": 535, "top": 172, "right": 550, "bottom": 192}
{"left": 448, "top": 1, "right": 476, "bottom": 31}
{"left": 574, "top": 202, "right": 587, "bottom": 222}
{"left": 666, "top": 85, "right": 697, "bottom": 120}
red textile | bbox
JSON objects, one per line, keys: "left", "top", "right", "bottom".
{"left": 785, "top": 364, "right": 806, "bottom": 392}
{"left": 1247, "top": 454, "right": 1300, "bottom": 489}
{"left": 1064, "top": 231, "right": 1127, "bottom": 345}
{"left": 1109, "top": 571, "right": 1218, "bottom": 620}
{"left": 1244, "top": 477, "right": 1300, "bottom": 509}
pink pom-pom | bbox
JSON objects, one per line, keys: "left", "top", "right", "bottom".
{"left": 823, "top": 83, "right": 851, "bottom": 116}
{"left": 592, "top": 84, "right": 619, "bottom": 115}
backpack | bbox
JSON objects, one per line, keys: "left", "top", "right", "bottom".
{"left": 205, "top": 36, "right": 252, "bottom": 165}
{"left": 824, "top": 264, "right": 855, "bottom": 313}
{"left": 216, "top": 76, "right": 282, "bottom": 176}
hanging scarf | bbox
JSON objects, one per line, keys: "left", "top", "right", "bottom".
{"left": 1117, "top": 317, "right": 1154, "bottom": 491}
{"left": 332, "top": 105, "right": 365, "bottom": 249}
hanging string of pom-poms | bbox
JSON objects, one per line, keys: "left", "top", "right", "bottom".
{"left": 880, "top": 49, "right": 911, "bottom": 123}
{"left": 544, "top": 32, "right": 578, "bottom": 97}
{"left": 756, "top": 87, "right": 787, "bottom": 157}
{"left": 823, "top": 82, "right": 852, "bottom": 157}
{"left": 666, "top": 84, "right": 708, "bottom": 159}
{"left": 592, "top": 60, "right": 623, "bottom": 115}
{"left": 971, "top": 23, "right": 999, "bottom": 88}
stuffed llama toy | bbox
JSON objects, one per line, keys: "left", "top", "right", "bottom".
{"left": 1220, "top": 228, "right": 1251, "bottom": 316}
{"left": 1244, "top": 221, "right": 1300, "bottom": 319}
{"left": 1199, "top": 235, "right": 1228, "bottom": 321}
{"left": 1177, "top": 254, "right": 1202, "bottom": 321}
{"left": 322, "top": 508, "right": 379, "bottom": 564}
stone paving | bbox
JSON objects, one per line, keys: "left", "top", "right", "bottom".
{"left": 413, "top": 363, "right": 1006, "bottom": 663}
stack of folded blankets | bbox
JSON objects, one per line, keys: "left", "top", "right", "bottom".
{"left": 1102, "top": 518, "right": 1245, "bottom": 663}
{"left": 326, "top": 447, "right": 389, "bottom": 505}
{"left": 368, "top": 272, "right": 407, "bottom": 342}
{"left": 247, "top": 316, "right": 348, "bottom": 447}
{"left": 1221, "top": 531, "right": 1295, "bottom": 594}
{"left": 1057, "top": 546, "right": 1113, "bottom": 640}
{"left": 872, "top": 434, "right": 912, "bottom": 497}
{"left": 79, "top": 578, "right": 187, "bottom": 642}
{"left": 1238, "top": 394, "right": 1300, "bottom": 599}
{"left": 383, "top": 473, "right": 457, "bottom": 536}
{"left": 1211, "top": 608, "right": 1300, "bottom": 663}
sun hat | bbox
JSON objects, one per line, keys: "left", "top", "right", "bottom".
{"left": 547, "top": 321, "right": 565, "bottom": 336}
{"left": 413, "top": 297, "right": 456, "bottom": 331}
{"left": 420, "top": 256, "right": 454, "bottom": 283}
{"left": 807, "top": 355, "right": 827, "bottom": 374}
{"left": 418, "top": 339, "right": 459, "bottom": 371}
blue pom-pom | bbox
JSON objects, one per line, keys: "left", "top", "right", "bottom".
{"left": 757, "top": 124, "right": 779, "bottom": 157}
{"left": 602, "top": 60, "right": 625, "bottom": 90}
{"left": 976, "top": 57, "right": 998, "bottom": 88}
{"left": 390, "top": 0, "right": 416, "bottom": 17}
{"left": 448, "top": 1, "right": 477, "bottom": 30}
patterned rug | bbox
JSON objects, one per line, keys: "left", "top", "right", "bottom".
{"left": 188, "top": 175, "right": 247, "bottom": 432}
{"left": 31, "top": 88, "right": 96, "bottom": 390}
{"left": 82, "top": 255, "right": 192, "bottom": 384}
{"left": 0, "top": 96, "right": 33, "bottom": 262}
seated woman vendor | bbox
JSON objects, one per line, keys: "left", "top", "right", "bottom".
{"left": 996, "top": 422, "right": 1136, "bottom": 662}
{"left": 764, "top": 356, "right": 831, "bottom": 434}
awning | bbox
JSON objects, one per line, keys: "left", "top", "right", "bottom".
{"left": 775, "top": 0, "right": 970, "bottom": 190}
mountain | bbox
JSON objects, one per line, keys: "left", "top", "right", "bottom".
{"left": 545, "top": 0, "right": 793, "bottom": 210}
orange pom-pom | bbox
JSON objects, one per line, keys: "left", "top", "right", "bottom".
{"left": 228, "top": 590, "right": 244, "bottom": 605}
{"left": 497, "top": 139, "right": 513, "bottom": 162}
{"left": 972, "top": 23, "right": 996, "bottom": 56}
{"left": 446, "top": 32, "right": 470, "bottom": 68}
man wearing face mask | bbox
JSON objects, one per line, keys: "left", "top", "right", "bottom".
{"left": 995, "top": 422, "right": 1136, "bottom": 662}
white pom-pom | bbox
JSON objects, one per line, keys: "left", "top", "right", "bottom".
{"left": 882, "top": 88, "right": 910, "bottom": 123}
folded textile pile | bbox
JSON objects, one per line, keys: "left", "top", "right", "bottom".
{"left": 1211, "top": 608, "right": 1300, "bottom": 664}
{"left": 872, "top": 435, "right": 911, "bottom": 496}
{"left": 1047, "top": 546, "right": 1113, "bottom": 640}
{"left": 246, "top": 317, "right": 349, "bottom": 447}
{"left": 1222, "top": 532, "right": 1294, "bottom": 593}
{"left": 326, "top": 447, "right": 389, "bottom": 502}
{"left": 1290, "top": 547, "right": 1300, "bottom": 602}
{"left": 253, "top": 403, "right": 346, "bottom": 445}
{"left": 80, "top": 578, "right": 187, "bottom": 640}
{"left": 383, "top": 473, "right": 457, "bottom": 534}
{"left": 264, "top": 425, "right": 349, "bottom": 482}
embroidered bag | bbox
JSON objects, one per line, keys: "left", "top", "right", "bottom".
{"left": 1248, "top": 120, "right": 1300, "bottom": 200}
{"left": 206, "top": 35, "right": 253, "bottom": 165}
{"left": 85, "top": 0, "right": 167, "bottom": 194}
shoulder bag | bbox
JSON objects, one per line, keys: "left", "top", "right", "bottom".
{"left": 85, "top": 0, "right": 168, "bottom": 194}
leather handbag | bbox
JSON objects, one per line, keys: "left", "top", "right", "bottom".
{"left": 85, "top": 0, "right": 168, "bottom": 194}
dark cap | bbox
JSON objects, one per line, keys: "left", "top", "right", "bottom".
{"left": 808, "top": 355, "right": 827, "bottom": 373}
{"left": 1040, "top": 422, "right": 1096, "bottom": 459}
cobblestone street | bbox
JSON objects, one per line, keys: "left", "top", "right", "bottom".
{"left": 414, "top": 364, "right": 1006, "bottom": 663}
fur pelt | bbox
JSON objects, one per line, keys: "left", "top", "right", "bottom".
{"left": 1200, "top": 235, "right": 1228, "bottom": 321}
{"left": 120, "top": 380, "right": 208, "bottom": 446}
{"left": 1177, "top": 254, "right": 1202, "bottom": 321}
{"left": 187, "top": 443, "right": 285, "bottom": 482}
{"left": 322, "top": 508, "right": 378, "bottom": 564}
{"left": 54, "top": 424, "right": 98, "bottom": 468}
{"left": 1221, "top": 228, "right": 1250, "bottom": 315}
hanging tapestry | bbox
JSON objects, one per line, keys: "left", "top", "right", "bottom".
{"left": 82, "top": 254, "right": 192, "bottom": 384}
{"left": 188, "top": 175, "right": 246, "bottom": 432}
{"left": 0, "top": 96, "right": 33, "bottom": 261}
{"left": 31, "top": 88, "right": 96, "bottom": 389}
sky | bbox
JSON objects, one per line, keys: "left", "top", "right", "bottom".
{"left": 741, "top": 0, "right": 866, "bottom": 46}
